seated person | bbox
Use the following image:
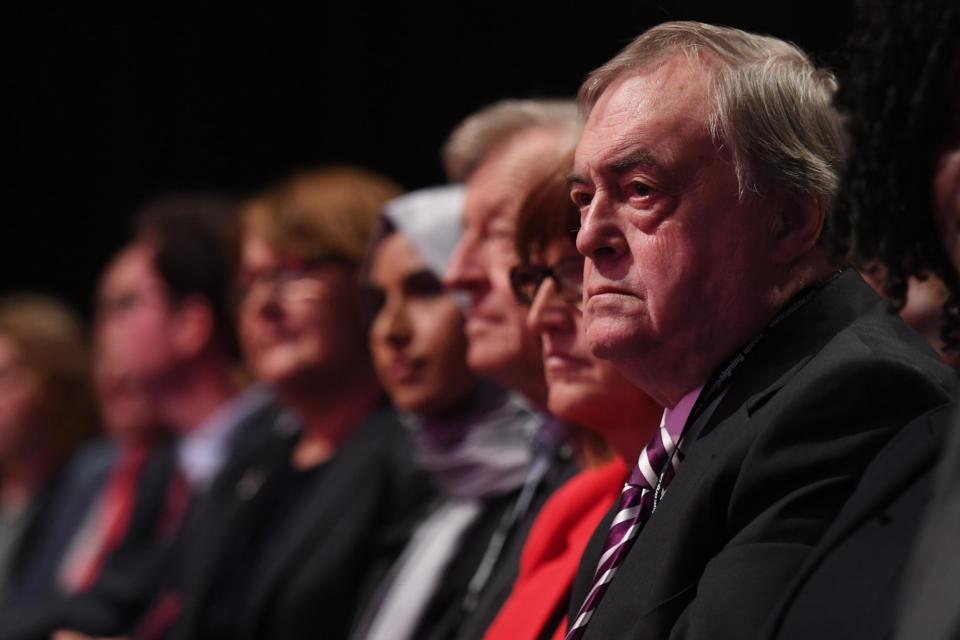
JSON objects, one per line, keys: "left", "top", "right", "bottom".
{"left": 352, "top": 184, "right": 550, "bottom": 640}
{"left": 484, "top": 156, "right": 662, "bottom": 640}
{"left": 160, "top": 166, "right": 432, "bottom": 640}
{"left": 0, "top": 295, "right": 98, "bottom": 603}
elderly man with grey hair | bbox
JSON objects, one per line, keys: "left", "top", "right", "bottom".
{"left": 563, "top": 21, "right": 955, "bottom": 640}
{"left": 437, "top": 100, "right": 582, "bottom": 640}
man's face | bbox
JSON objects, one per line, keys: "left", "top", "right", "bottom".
{"left": 445, "top": 128, "right": 573, "bottom": 395}
{"left": 95, "top": 242, "right": 180, "bottom": 396}
{"left": 572, "top": 56, "right": 778, "bottom": 404}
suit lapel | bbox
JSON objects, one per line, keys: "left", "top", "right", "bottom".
{"left": 688, "top": 270, "right": 883, "bottom": 444}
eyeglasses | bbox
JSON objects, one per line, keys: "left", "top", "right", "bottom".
{"left": 509, "top": 256, "right": 584, "bottom": 308}
{"left": 234, "top": 255, "right": 348, "bottom": 308}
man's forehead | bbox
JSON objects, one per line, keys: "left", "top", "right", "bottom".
{"left": 465, "top": 133, "right": 571, "bottom": 225}
{"left": 99, "top": 243, "right": 158, "bottom": 294}
{"left": 575, "top": 63, "right": 712, "bottom": 173}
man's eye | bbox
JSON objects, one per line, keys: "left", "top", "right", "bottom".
{"left": 630, "top": 182, "right": 653, "bottom": 198}
{"left": 570, "top": 190, "right": 593, "bottom": 208}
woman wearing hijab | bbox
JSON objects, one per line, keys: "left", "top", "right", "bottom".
{"left": 353, "top": 184, "right": 552, "bottom": 640}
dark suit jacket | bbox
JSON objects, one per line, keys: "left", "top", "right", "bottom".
{"left": 895, "top": 404, "right": 960, "bottom": 640}
{"left": 763, "top": 401, "right": 955, "bottom": 639}
{"left": 566, "top": 270, "right": 955, "bottom": 640}
{"left": 0, "top": 393, "right": 280, "bottom": 640}
{"left": 167, "top": 404, "right": 431, "bottom": 640}
{"left": 1, "top": 442, "right": 115, "bottom": 607}
{"left": 404, "top": 453, "right": 576, "bottom": 640}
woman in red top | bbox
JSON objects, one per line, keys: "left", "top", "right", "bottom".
{"left": 484, "top": 154, "right": 662, "bottom": 640}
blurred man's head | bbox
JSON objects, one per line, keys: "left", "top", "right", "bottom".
{"left": 94, "top": 194, "right": 239, "bottom": 429}
{"left": 573, "top": 22, "right": 845, "bottom": 407}
{"left": 443, "top": 100, "right": 581, "bottom": 405}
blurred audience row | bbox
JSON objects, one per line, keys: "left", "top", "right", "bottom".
{"left": 1, "top": 0, "right": 958, "bottom": 638}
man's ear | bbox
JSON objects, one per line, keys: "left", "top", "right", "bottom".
{"left": 170, "top": 296, "right": 216, "bottom": 359}
{"left": 771, "top": 195, "right": 826, "bottom": 265}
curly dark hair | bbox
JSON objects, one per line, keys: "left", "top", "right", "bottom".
{"left": 826, "top": 0, "right": 960, "bottom": 349}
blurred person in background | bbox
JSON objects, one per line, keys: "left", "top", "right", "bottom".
{"left": 484, "top": 157, "right": 662, "bottom": 640}
{"left": 0, "top": 194, "right": 277, "bottom": 640}
{"left": 763, "top": 1, "right": 960, "bottom": 638}
{"left": 441, "top": 99, "right": 584, "bottom": 638}
{"left": 0, "top": 294, "right": 98, "bottom": 602}
{"left": 352, "top": 185, "right": 543, "bottom": 640}
{"left": 2, "top": 292, "right": 169, "bottom": 607}
{"left": 162, "top": 166, "right": 430, "bottom": 640}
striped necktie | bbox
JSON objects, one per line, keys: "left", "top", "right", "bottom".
{"left": 565, "top": 417, "right": 684, "bottom": 640}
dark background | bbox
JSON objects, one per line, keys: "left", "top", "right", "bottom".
{"left": 7, "top": 2, "right": 853, "bottom": 316}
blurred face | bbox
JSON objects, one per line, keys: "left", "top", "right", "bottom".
{"left": 237, "top": 234, "right": 365, "bottom": 389}
{"left": 933, "top": 141, "right": 960, "bottom": 272}
{"left": 0, "top": 335, "right": 42, "bottom": 462}
{"left": 93, "top": 346, "right": 163, "bottom": 441}
{"left": 525, "top": 238, "right": 656, "bottom": 431}
{"left": 572, "top": 56, "right": 778, "bottom": 405}
{"left": 366, "top": 234, "right": 475, "bottom": 417}
{"left": 95, "top": 242, "right": 180, "bottom": 393}
{"left": 445, "top": 128, "right": 572, "bottom": 395}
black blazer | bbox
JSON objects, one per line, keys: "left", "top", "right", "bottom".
{"left": 0, "top": 393, "right": 280, "bottom": 640}
{"left": 566, "top": 270, "right": 955, "bottom": 640}
{"left": 0, "top": 441, "right": 179, "bottom": 640}
{"left": 168, "top": 404, "right": 432, "bottom": 640}
{"left": 763, "top": 401, "right": 955, "bottom": 639}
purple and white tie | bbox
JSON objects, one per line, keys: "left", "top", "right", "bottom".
{"left": 565, "top": 417, "right": 684, "bottom": 640}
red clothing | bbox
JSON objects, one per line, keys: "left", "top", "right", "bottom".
{"left": 483, "top": 459, "right": 627, "bottom": 640}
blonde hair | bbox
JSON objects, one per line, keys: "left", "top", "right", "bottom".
{"left": 579, "top": 21, "right": 845, "bottom": 206}
{"left": 443, "top": 99, "right": 582, "bottom": 182}
{"left": 0, "top": 294, "right": 98, "bottom": 461}
{"left": 242, "top": 165, "right": 404, "bottom": 267}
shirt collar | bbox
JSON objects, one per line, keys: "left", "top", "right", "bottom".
{"left": 177, "top": 384, "right": 273, "bottom": 490}
{"left": 660, "top": 384, "right": 704, "bottom": 445}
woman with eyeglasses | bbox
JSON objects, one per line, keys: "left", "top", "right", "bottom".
{"left": 163, "top": 166, "right": 432, "bottom": 640}
{"left": 483, "top": 156, "right": 662, "bottom": 640}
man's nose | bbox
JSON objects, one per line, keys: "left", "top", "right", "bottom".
{"left": 576, "top": 192, "right": 626, "bottom": 265}
{"left": 444, "top": 235, "right": 484, "bottom": 291}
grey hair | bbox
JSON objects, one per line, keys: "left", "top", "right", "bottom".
{"left": 579, "top": 21, "right": 846, "bottom": 205}
{"left": 443, "top": 99, "right": 582, "bottom": 182}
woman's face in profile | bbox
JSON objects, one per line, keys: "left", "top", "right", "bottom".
{"left": 525, "top": 237, "right": 658, "bottom": 433}
{"left": 366, "top": 233, "right": 476, "bottom": 417}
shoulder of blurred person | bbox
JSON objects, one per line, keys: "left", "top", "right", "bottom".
{"left": 0, "top": 439, "right": 180, "bottom": 640}
{"left": 167, "top": 399, "right": 432, "bottom": 640}
{"left": 565, "top": 20, "right": 956, "bottom": 640}
{"left": 1, "top": 439, "right": 118, "bottom": 606}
